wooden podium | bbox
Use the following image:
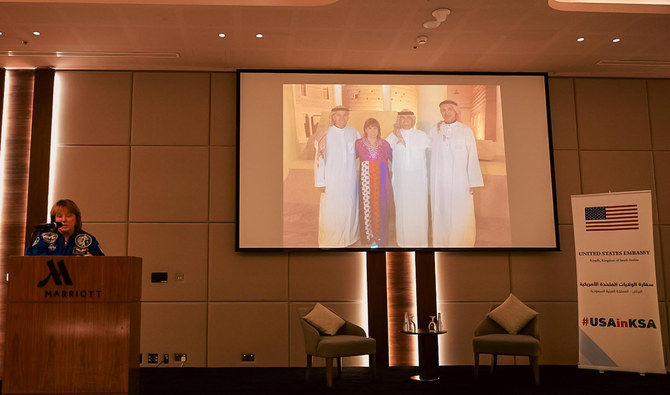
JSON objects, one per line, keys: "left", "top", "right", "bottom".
{"left": 3, "top": 256, "right": 142, "bottom": 395}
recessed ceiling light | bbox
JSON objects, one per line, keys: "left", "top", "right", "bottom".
{"left": 256, "top": 33, "right": 263, "bottom": 38}
{"left": 613, "top": 38, "right": 621, "bottom": 43}
{"left": 423, "top": 20, "right": 441, "bottom": 29}
{"left": 218, "top": 33, "right": 226, "bottom": 38}
{"left": 0, "top": 32, "right": 3, "bottom": 36}
{"left": 32, "top": 31, "right": 41, "bottom": 36}
{"left": 577, "top": 37, "right": 585, "bottom": 42}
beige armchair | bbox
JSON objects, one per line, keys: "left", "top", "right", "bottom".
{"left": 472, "top": 307, "right": 541, "bottom": 384}
{"left": 298, "top": 306, "right": 376, "bottom": 388}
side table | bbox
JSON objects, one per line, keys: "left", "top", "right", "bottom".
{"left": 400, "top": 329, "right": 447, "bottom": 381}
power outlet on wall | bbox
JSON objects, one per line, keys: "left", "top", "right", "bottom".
{"left": 175, "top": 353, "right": 188, "bottom": 363}
{"left": 242, "top": 353, "right": 255, "bottom": 362}
{"left": 148, "top": 353, "right": 159, "bottom": 364}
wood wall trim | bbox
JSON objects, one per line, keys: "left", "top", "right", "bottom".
{"left": 385, "top": 251, "right": 417, "bottom": 366}
{"left": 0, "top": 68, "right": 5, "bottom": 150}
{"left": 0, "top": 67, "right": 5, "bottom": 379}
{"left": 415, "top": 251, "right": 438, "bottom": 369}
{"left": 365, "top": 251, "right": 388, "bottom": 368}
{"left": 0, "top": 69, "right": 37, "bottom": 379}
{"left": 25, "top": 67, "right": 54, "bottom": 246}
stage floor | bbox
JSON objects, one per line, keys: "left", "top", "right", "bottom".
{"left": 138, "top": 365, "right": 669, "bottom": 394}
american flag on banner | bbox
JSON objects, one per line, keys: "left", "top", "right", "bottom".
{"left": 584, "top": 205, "right": 639, "bottom": 232}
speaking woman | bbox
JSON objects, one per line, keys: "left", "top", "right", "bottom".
{"left": 26, "top": 199, "right": 104, "bottom": 256}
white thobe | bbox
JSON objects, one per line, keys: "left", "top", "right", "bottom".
{"left": 386, "top": 128, "right": 430, "bottom": 247}
{"left": 314, "top": 125, "right": 360, "bottom": 247}
{"left": 429, "top": 121, "right": 484, "bottom": 247}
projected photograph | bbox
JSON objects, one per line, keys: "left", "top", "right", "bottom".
{"left": 238, "top": 71, "right": 557, "bottom": 250}
{"left": 282, "top": 84, "right": 511, "bottom": 249}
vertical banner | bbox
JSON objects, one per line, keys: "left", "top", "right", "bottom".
{"left": 572, "top": 190, "right": 665, "bottom": 374}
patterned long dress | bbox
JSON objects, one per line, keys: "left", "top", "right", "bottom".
{"left": 355, "top": 138, "right": 393, "bottom": 247}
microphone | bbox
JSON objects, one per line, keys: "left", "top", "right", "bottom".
{"left": 34, "top": 222, "right": 63, "bottom": 232}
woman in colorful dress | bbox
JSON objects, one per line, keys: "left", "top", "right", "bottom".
{"left": 355, "top": 118, "right": 394, "bottom": 247}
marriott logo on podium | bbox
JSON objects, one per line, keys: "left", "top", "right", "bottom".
{"left": 38, "top": 259, "right": 102, "bottom": 298}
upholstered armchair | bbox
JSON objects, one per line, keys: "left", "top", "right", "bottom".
{"left": 472, "top": 296, "right": 541, "bottom": 384}
{"left": 298, "top": 305, "right": 376, "bottom": 388}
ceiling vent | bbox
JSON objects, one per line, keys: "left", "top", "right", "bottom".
{"left": 0, "top": 51, "right": 181, "bottom": 59}
{"left": 597, "top": 59, "right": 670, "bottom": 67}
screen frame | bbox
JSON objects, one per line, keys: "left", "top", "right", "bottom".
{"left": 235, "top": 69, "right": 560, "bottom": 253}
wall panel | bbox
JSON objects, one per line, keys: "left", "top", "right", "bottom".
{"left": 660, "top": 226, "right": 670, "bottom": 301}
{"left": 128, "top": 223, "right": 208, "bottom": 302}
{"left": 648, "top": 79, "right": 670, "bottom": 150}
{"left": 552, "top": 150, "right": 581, "bottom": 225}
{"left": 83, "top": 222, "right": 129, "bottom": 256}
{"left": 574, "top": 79, "right": 651, "bottom": 150}
{"left": 437, "top": 302, "right": 506, "bottom": 365}
{"left": 664, "top": 302, "right": 670, "bottom": 370}
{"left": 209, "top": 302, "right": 289, "bottom": 367}
{"left": 289, "top": 252, "right": 366, "bottom": 301}
{"left": 131, "top": 72, "right": 209, "bottom": 146}
{"left": 579, "top": 151, "right": 658, "bottom": 223}
{"left": 56, "top": 71, "right": 132, "bottom": 145}
{"left": 580, "top": 151, "right": 656, "bottom": 196}
{"left": 209, "top": 146, "right": 236, "bottom": 222}
{"left": 654, "top": 151, "right": 670, "bottom": 224}
{"left": 210, "top": 73, "right": 237, "bottom": 147}
{"left": 510, "top": 225, "right": 577, "bottom": 302}
{"left": 140, "top": 302, "right": 208, "bottom": 368}
{"left": 654, "top": 226, "right": 666, "bottom": 299}
{"left": 533, "top": 303, "right": 578, "bottom": 365}
{"left": 435, "top": 252, "right": 510, "bottom": 302}
{"left": 208, "top": 223, "right": 288, "bottom": 302}
{"left": 52, "top": 146, "right": 130, "bottom": 221}
{"left": 129, "top": 146, "right": 209, "bottom": 222}
{"left": 547, "top": 78, "right": 578, "bottom": 150}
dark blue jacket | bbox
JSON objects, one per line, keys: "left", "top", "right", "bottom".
{"left": 25, "top": 229, "right": 104, "bottom": 256}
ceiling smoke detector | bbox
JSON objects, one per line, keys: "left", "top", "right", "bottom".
{"left": 432, "top": 8, "right": 451, "bottom": 22}
{"left": 416, "top": 35, "right": 428, "bottom": 45}
{"left": 423, "top": 8, "right": 451, "bottom": 29}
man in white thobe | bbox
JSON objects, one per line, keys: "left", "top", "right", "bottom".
{"left": 429, "top": 100, "right": 484, "bottom": 247}
{"left": 386, "top": 110, "right": 430, "bottom": 247}
{"left": 314, "top": 106, "right": 360, "bottom": 247}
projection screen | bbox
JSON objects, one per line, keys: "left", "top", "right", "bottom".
{"left": 237, "top": 70, "right": 558, "bottom": 251}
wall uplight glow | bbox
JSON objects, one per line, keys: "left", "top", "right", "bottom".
{"left": 360, "top": 252, "right": 370, "bottom": 366}
{"left": 0, "top": 71, "right": 11, "bottom": 229}
{"left": 47, "top": 72, "right": 62, "bottom": 220}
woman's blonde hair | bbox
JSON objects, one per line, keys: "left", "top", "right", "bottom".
{"left": 50, "top": 199, "right": 82, "bottom": 232}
